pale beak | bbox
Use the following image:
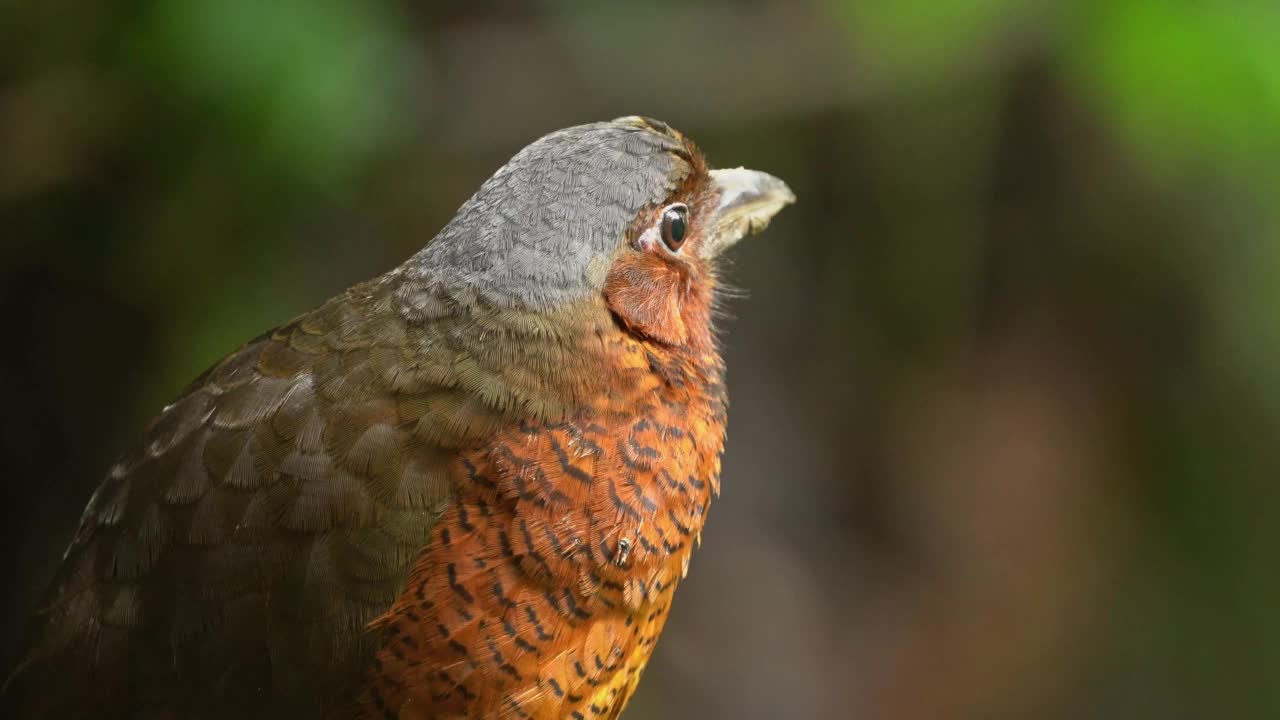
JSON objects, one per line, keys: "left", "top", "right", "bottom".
{"left": 701, "top": 168, "right": 796, "bottom": 258}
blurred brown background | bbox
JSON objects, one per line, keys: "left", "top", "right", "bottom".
{"left": 3, "top": 1, "right": 1279, "bottom": 717}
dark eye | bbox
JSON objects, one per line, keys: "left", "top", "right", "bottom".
{"left": 660, "top": 204, "right": 689, "bottom": 252}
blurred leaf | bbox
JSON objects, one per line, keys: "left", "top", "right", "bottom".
{"left": 1066, "top": 0, "right": 1280, "bottom": 420}
{"left": 1065, "top": 0, "right": 1280, "bottom": 184}
{"left": 126, "top": 0, "right": 412, "bottom": 187}
{"left": 828, "top": 0, "right": 1035, "bottom": 84}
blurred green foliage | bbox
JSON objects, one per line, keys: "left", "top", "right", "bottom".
{"left": 1068, "top": 1, "right": 1280, "bottom": 183}
{"left": 831, "top": 0, "right": 1028, "bottom": 83}
{"left": 129, "top": 0, "right": 411, "bottom": 186}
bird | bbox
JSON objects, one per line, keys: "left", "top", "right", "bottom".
{"left": 2, "top": 116, "right": 794, "bottom": 719}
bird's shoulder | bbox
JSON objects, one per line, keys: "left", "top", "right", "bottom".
{"left": 4, "top": 278, "right": 505, "bottom": 717}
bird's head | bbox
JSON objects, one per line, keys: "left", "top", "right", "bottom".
{"left": 404, "top": 117, "right": 794, "bottom": 354}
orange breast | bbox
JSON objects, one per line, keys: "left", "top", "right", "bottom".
{"left": 357, "top": 344, "right": 725, "bottom": 719}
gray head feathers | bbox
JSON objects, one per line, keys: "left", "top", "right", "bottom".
{"left": 399, "top": 117, "right": 692, "bottom": 314}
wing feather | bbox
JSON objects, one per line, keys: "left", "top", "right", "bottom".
{"left": 4, "top": 286, "right": 458, "bottom": 718}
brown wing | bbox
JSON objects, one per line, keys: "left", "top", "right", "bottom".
{"left": 3, "top": 282, "right": 462, "bottom": 718}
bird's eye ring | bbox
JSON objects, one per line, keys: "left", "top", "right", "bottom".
{"left": 660, "top": 204, "right": 689, "bottom": 253}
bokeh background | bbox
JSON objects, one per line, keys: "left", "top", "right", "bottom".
{"left": 3, "top": 1, "right": 1279, "bottom": 717}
